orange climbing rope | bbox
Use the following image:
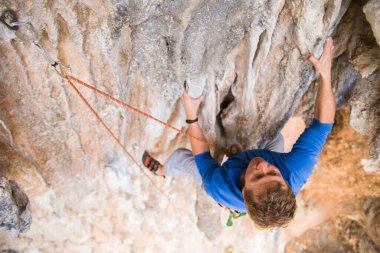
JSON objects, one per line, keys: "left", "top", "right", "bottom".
{"left": 65, "top": 77, "right": 179, "bottom": 209}
{"left": 65, "top": 74, "right": 223, "bottom": 218}
{"left": 66, "top": 78, "right": 142, "bottom": 170}
{"left": 66, "top": 75, "right": 217, "bottom": 149}
{"left": 1, "top": 15, "right": 218, "bottom": 170}
{"left": 3, "top": 17, "right": 219, "bottom": 221}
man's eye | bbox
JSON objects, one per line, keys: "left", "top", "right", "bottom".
{"left": 269, "top": 171, "right": 278, "bottom": 176}
{"left": 254, "top": 175, "right": 264, "bottom": 180}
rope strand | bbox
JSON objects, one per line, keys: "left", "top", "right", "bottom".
{"left": 66, "top": 75, "right": 217, "bottom": 149}
{"left": 66, "top": 77, "right": 179, "bottom": 212}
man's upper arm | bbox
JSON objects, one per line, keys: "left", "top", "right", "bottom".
{"left": 194, "top": 151, "right": 220, "bottom": 183}
{"left": 290, "top": 119, "right": 333, "bottom": 157}
{"left": 285, "top": 119, "right": 333, "bottom": 192}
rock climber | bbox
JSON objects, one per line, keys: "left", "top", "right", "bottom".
{"left": 142, "top": 38, "right": 335, "bottom": 228}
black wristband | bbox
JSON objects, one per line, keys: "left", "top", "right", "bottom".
{"left": 186, "top": 118, "right": 198, "bottom": 124}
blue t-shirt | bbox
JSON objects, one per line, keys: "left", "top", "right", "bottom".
{"left": 194, "top": 119, "right": 333, "bottom": 212}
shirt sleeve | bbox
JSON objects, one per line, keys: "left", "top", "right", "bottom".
{"left": 290, "top": 119, "right": 333, "bottom": 157}
{"left": 194, "top": 151, "right": 221, "bottom": 183}
{"left": 285, "top": 119, "right": 333, "bottom": 194}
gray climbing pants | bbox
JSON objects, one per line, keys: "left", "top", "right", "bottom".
{"left": 164, "top": 134, "right": 284, "bottom": 186}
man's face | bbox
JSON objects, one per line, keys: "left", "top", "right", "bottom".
{"left": 243, "top": 157, "right": 287, "bottom": 197}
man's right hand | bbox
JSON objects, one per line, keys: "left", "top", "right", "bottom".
{"left": 307, "top": 37, "right": 334, "bottom": 81}
{"left": 308, "top": 37, "right": 336, "bottom": 124}
{"left": 181, "top": 88, "right": 204, "bottom": 120}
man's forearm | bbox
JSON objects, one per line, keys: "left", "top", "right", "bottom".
{"left": 314, "top": 76, "right": 335, "bottom": 124}
{"left": 180, "top": 86, "right": 209, "bottom": 155}
{"left": 309, "top": 38, "right": 335, "bottom": 124}
{"left": 188, "top": 122, "right": 210, "bottom": 155}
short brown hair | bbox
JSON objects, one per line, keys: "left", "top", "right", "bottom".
{"left": 244, "top": 182, "right": 296, "bottom": 229}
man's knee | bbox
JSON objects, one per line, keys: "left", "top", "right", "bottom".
{"left": 265, "top": 134, "right": 285, "bottom": 153}
{"left": 165, "top": 148, "right": 193, "bottom": 168}
{"left": 173, "top": 148, "right": 191, "bottom": 153}
{"left": 172, "top": 148, "right": 192, "bottom": 156}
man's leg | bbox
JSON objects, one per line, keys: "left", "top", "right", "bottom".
{"left": 163, "top": 148, "right": 202, "bottom": 187}
{"left": 264, "top": 134, "right": 285, "bottom": 153}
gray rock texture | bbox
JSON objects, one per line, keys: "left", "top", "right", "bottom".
{"left": 363, "top": 0, "right": 380, "bottom": 46}
{"left": 0, "top": 0, "right": 378, "bottom": 252}
{"left": 0, "top": 176, "right": 31, "bottom": 237}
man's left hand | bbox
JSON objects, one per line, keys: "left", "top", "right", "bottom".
{"left": 181, "top": 88, "right": 204, "bottom": 120}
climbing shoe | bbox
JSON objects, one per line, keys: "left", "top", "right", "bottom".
{"left": 142, "top": 151, "right": 165, "bottom": 178}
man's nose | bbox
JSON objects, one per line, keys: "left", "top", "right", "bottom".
{"left": 257, "top": 160, "right": 268, "bottom": 171}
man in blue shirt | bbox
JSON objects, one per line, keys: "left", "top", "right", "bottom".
{"left": 143, "top": 38, "right": 335, "bottom": 228}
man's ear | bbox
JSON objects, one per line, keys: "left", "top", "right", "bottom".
{"left": 242, "top": 187, "right": 246, "bottom": 199}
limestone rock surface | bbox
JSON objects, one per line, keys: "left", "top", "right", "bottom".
{"left": 363, "top": 0, "right": 380, "bottom": 46}
{"left": 0, "top": 0, "right": 379, "bottom": 252}
{"left": 0, "top": 176, "right": 31, "bottom": 237}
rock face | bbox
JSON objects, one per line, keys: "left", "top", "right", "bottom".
{"left": 285, "top": 217, "right": 380, "bottom": 253}
{"left": 363, "top": 0, "right": 380, "bottom": 46}
{"left": 0, "top": 176, "right": 31, "bottom": 237}
{"left": 0, "top": 0, "right": 379, "bottom": 252}
{"left": 285, "top": 198, "right": 380, "bottom": 253}
{"left": 362, "top": 197, "right": 380, "bottom": 247}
